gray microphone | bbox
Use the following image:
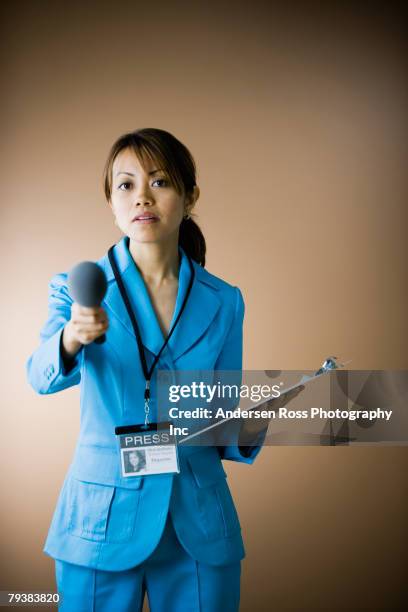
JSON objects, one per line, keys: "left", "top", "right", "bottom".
{"left": 67, "top": 262, "right": 108, "bottom": 344}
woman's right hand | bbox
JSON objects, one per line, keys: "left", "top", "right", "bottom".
{"left": 62, "top": 303, "right": 109, "bottom": 358}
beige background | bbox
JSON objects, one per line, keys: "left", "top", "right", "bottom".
{"left": 1, "top": 1, "right": 407, "bottom": 610}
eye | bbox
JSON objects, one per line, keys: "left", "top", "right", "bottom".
{"left": 152, "top": 178, "right": 168, "bottom": 187}
{"left": 118, "top": 182, "right": 131, "bottom": 191}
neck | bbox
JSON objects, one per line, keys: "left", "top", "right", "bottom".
{"left": 128, "top": 235, "right": 180, "bottom": 287}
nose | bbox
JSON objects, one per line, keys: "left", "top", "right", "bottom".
{"left": 133, "top": 179, "right": 154, "bottom": 207}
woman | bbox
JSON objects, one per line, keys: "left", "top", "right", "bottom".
{"left": 126, "top": 450, "right": 146, "bottom": 474}
{"left": 26, "top": 128, "right": 268, "bottom": 612}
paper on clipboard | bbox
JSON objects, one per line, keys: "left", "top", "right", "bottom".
{"left": 178, "top": 356, "right": 351, "bottom": 445}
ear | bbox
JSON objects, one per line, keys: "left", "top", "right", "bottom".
{"left": 185, "top": 185, "right": 200, "bottom": 212}
{"left": 193, "top": 185, "right": 200, "bottom": 203}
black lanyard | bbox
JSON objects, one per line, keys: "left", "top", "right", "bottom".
{"left": 108, "top": 237, "right": 195, "bottom": 421}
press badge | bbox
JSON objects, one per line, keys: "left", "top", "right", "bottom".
{"left": 115, "top": 422, "right": 179, "bottom": 478}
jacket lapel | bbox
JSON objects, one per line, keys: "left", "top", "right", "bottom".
{"left": 101, "top": 237, "right": 221, "bottom": 364}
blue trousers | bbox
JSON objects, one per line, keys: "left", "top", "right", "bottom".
{"left": 55, "top": 514, "right": 241, "bottom": 611}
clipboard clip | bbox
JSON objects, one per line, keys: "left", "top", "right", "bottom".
{"left": 314, "top": 356, "right": 352, "bottom": 376}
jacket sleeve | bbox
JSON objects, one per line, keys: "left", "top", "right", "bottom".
{"left": 215, "top": 286, "right": 266, "bottom": 465}
{"left": 26, "top": 273, "right": 83, "bottom": 395}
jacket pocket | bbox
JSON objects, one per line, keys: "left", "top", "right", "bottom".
{"left": 187, "top": 449, "right": 241, "bottom": 539}
{"left": 66, "top": 477, "right": 142, "bottom": 543}
{"left": 67, "top": 479, "right": 115, "bottom": 542}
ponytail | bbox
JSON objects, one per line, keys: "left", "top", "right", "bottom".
{"left": 179, "top": 216, "right": 206, "bottom": 268}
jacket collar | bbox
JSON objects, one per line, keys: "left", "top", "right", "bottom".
{"left": 100, "top": 236, "right": 221, "bottom": 365}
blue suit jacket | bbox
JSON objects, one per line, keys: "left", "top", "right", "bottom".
{"left": 26, "top": 236, "right": 264, "bottom": 571}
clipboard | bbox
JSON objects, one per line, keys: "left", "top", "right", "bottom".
{"left": 178, "top": 356, "right": 351, "bottom": 445}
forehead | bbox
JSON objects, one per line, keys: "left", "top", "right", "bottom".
{"left": 112, "top": 148, "right": 158, "bottom": 175}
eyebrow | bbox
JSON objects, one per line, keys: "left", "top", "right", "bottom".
{"left": 115, "top": 169, "right": 163, "bottom": 177}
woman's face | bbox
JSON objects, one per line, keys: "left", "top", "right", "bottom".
{"left": 128, "top": 451, "right": 141, "bottom": 468}
{"left": 109, "top": 148, "right": 198, "bottom": 244}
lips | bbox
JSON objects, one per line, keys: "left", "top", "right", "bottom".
{"left": 132, "top": 213, "right": 158, "bottom": 221}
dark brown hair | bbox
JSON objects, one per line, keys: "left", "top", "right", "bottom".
{"left": 102, "top": 128, "right": 206, "bottom": 267}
